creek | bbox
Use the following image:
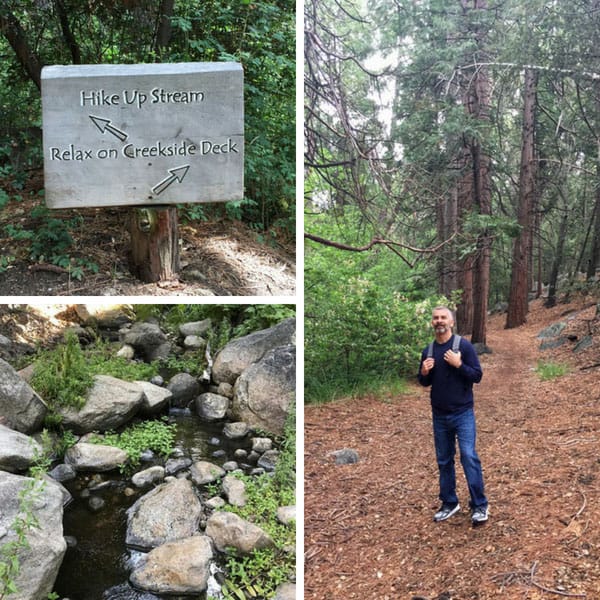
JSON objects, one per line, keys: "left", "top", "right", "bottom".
{"left": 53, "top": 409, "right": 253, "bottom": 600}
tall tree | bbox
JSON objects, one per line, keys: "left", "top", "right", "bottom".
{"left": 506, "top": 68, "right": 538, "bottom": 328}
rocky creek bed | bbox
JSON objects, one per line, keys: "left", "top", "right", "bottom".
{"left": 0, "top": 305, "right": 297, "bottom": 600}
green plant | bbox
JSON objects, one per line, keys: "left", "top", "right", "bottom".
{"left": 535, "top": 360, "right": 569, "bottom": 381}
{"left": 219, "top": 410, "right": 295, "bottom": 598}
{"left": 90, "top": 419, "right": 176, "bottom": 471}
{"left": 0, "top": 479, "right": 45, "bottom": 599}
{"left": 31, "top": 331, "right": 93, "bottom": 422}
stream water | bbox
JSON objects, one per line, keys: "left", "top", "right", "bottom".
{"left": 53, "top": 410, "right": 253, "bottom": 600}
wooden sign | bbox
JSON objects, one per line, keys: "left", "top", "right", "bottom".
{"left": 42, "top": 62, "right": 244, "bottom": 208}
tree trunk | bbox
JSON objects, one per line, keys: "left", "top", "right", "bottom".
{"left": 129, "top": 206, "right": 180, "bottom": 282}
{"left": 0, "top": 10, "right": 43, "bottom": 90}
{"left": 586, "top": 149, "right": 600, "bottom": 279}
{"left": 545, "top": 208, "right": 568, "bottom": 308}
{"left": 154, "top": 0, "right": 175, "bottom": 58}
{"left": 54, "top": 0, "right": 81, "bottom": 64}
{"left": 506, "top": 68, "right": 537, "bottom": 328}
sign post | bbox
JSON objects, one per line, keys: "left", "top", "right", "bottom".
{"left": 41, "top": 62, "right": 244, "bottom": 282}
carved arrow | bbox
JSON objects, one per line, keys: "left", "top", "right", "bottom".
{"left": 89, "top": 115, "right": 128, "bottom": 141}
{"left": 151, "top": 165, "right": 190, "bottom": 195}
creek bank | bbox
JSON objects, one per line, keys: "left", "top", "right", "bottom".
{"left": 0, "top": 307, "right": 296, "bottom": 600}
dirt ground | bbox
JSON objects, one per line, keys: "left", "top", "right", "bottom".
{"left": 305, "top": 297, "right": 600, "bottom": 600}
{"left": 0, "top": 171, "right": 295, "bottom": 297}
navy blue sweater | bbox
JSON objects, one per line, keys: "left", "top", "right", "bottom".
{"left": 417, "top": 335, "right": 483, "bottom": 415}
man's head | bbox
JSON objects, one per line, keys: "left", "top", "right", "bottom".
{"left": 431, "top": 306, "right": 454, "bottom": 339}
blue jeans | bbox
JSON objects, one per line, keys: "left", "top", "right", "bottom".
{"left": 432, "top": 408, "right": 487, "bottom": 509}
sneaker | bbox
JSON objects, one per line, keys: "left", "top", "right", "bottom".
{"left": 471, "top": 505, "right": 489, "bottom": 524}
{"left": 433, "top": 503, "right": 460, "bottom": 522}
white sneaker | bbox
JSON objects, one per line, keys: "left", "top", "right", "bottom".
{"left": 471, "top": 505, "right": 489, "bottom": 524}
{"left": 433, "top": 503, "right": 460, "bottom": 522}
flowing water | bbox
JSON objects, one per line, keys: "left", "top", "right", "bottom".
{"left": 53, "top": 410, "right": 253, "bottom": 600}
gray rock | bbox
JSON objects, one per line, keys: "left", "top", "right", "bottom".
{"left": 58, "top": 375, "right": 145, "bottom": 433}
{"left": 231, "top": 345, "right": 296, "bottom": 436}
{"left": 0, "top": 424, "right": 43, "bottom": 473}
{"left": 217, "top": 382, "right": 234, "bottom": 398}
{"left": 165, "top": 457, "right": 192, "bottom": 476}
{"left": 48, "top": 463, "right": 76, "bottom": 483}
{"left": 0, "top": 472, "right": 66, "bottom": 599}
{"left": 205, "top": 496, "right": 226, "bottom": 510}
{"left": 234, "top": 448, "right": 248, "bottom": 460}
{"left": 122, "top": 321, "right": 171, "bottom": 361}
{"left": 65, "top": 442, "right": 128, "bottom": 472}
{"left": 126, "top": 478, "right": 202, "bottom": 549}
{"left": 257, "top": 449, "right": 280, "bottom": 472}
{"left": 206, "top": 511, "right": 274, "bottom": 555}
{"left": 167, "top": 373, "right": 200, "bottom": 409}
{"left": 179, "top": 319, "right": 212, "bottom": 337}
{"left": 150, "top": 375, "right": 164, "bottom": 386}
{"left": 131, "top": 466, "right": 165, "bottom": 488}
{"left": 75, "top": 304, "right": 135, "bottom": 328}
{"left": 135, "top": 380, "right": 173, "bottom": 415}
{"left": 222, "top": 474, "right": 246, "bottom": 507}
{"left": 129, "top": 535, "right": 213, "bottom": 595}
{"left": 88, "top": 496, "right": 105, "bottom": 512}
{"left": 222, "top": 461, "right": 239, "bottom": 472}
{"left": 190, "top": 461, "right": 226, "bottom": 486}
{"left": 0, "top": 358, "right": 47, "bottom": 433}
{"left": 277, "top": 505, "right": 296, "bottom": 525}
{"left": 574, "top": 335, "right": 593, "bottom": 353}
{"left": 212, "top": 318, "right": 295, "bottom": 385}
{"left": 251, "top": 437, "right": 273, "bottom": 453}
{"left": 330, "top": 448, "right": 359, "bottom": 465}
{"left": 223, "top": 422, "right": 250, "bottom": 440}
{"left": 196, "top": 392, "right": 229, "bottom": 421}
{"left": 116, "top": 344, "right": 135, "bottom": 360}
{"left": 183, "top": 335, "right": 206, "bottom": 350}
{"left": 274, "top": 582, "right": 296, "bottom": 600}
{"left": 540, "top": 337, "right": 568, "bottom": 351}
{"left": 538, "top": 321, "right": 567, "bottom": 339}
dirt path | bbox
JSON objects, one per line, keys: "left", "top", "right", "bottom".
{"left": 305, "top": 299, "right": 600, "bottom": 599}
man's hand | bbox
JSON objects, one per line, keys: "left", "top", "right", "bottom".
{"left": 444, "top": 350, "right": 462, "bottom": 368}
{"left": 421, "top": 357, "right": 435, "bottom": 375}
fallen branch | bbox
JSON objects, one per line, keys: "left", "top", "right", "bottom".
{"left": 491, "top": 562, "right": 586, "bottom": 598}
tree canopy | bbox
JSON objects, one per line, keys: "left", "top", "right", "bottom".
{"left": 305, "top": 0, "right": 600, "bottom": 400}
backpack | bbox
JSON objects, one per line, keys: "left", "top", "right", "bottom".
{"left": 426, "top": 334, "right": 461, "bottom": 359}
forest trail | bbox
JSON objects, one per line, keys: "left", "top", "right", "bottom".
{"left": 304, "top": 297, "right": 600, "bottom": 600}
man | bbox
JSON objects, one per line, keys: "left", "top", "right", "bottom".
{"left": 418, "top": 306, "right": 489, "bottom": 525}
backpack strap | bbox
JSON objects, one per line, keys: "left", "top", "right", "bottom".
{"left": 452, "top": 334, "right": 461, "bottom": 353}
{"left": 427, "top": 334, "right": 461, "bottom": 358}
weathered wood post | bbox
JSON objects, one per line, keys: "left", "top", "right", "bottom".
{"left": 129, "top": 206, "right": 179, "bottom": 282}
{"left": 41, "top": 62, "right": 244, "bottom": 283}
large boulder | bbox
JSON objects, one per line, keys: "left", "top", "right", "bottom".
{"left": 64, "top": 442, "right": 128, "bottom": 472}
{"left": 231, "top": 345, "right": 295, "bottom": 435}
{"left": 206, "top": 511, "right": 274, "bottom": 555}
{"left": 126, "top": 478, "right": 203, "bottom": 550}
{"left": 129, "top": 535, "right": 213, "bottom": 595}
{"left": 121, "top": 321, "right": 171, "bottom": 362}
{"left": 212, "top": 318, "right": 295, "bottom": 385}
{"left": 166, "top": 373, "right": 200, "bottom": 409}
{"left": 0, "top": 358, "right": 47, "bottom": 433}
{"left": 135, "top": 381, "right": 172, "bottom": 415}
{"left": 0, "top": 472, "right": 67, "bottom": 600}
{"left": 0, "top": 424, "right": 43, "bottom": 473}
{"left": 74, "top": 304, "right": 135, "bottom": 328}
{"left": 58, "top": 375, "right": 145, "bottom": 433}
{"left": 195, "top": 392, "right": 229, "bottom": 421}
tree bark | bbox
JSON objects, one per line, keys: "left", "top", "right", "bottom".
{"left": 129, "top": 206, "right": 180, "bottom": 282}
{"left": 506, "top": 68, "right": 537, "bottom": 328}
{"left": 0, "top": 10, "right": 43, "bottom": 90}
{"left": 545, "top": 208, "right": 568, "bottom": 308}
{"left": 54, "top": 0, "right": 81, "bottom": 64}
{"left": 154, "top": 0, "right": 175, "bottom": 58}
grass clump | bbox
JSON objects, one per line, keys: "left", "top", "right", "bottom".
{"left": 535, "top": 360, "right": 569, "bottom": 381}
{"left": 89, "top": 418, "right": 176, "bottom": 471}
{"left": 218, "top": 410, "right": 296, "bottom": 599}
{"left": 31, "top": 332, "right": 158, "bottom": 426}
